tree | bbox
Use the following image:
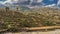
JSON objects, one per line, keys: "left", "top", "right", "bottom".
{"left": 16, "top": 5, "right": 19, "bottom": 11}
{"left": 5, "top": 6, "right": 9, "bottom": 12}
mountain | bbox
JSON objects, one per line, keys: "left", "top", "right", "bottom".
{"left": 0, "top": 7, "right": 60, "bottom": 30}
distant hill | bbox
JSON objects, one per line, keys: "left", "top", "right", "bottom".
{"left": 0, "top": 7, "right": 60, "bottom": 30}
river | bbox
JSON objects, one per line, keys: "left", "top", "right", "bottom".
{"left": 1, "top": 29, "right": 60, "bottom": 34}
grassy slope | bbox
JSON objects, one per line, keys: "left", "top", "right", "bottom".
{"left": 0, "top": 7, "right": 60, "bottom": 30}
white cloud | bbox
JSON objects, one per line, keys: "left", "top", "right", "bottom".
{"left": 57, "top": 0, "right": 60, "bottom": 5}
{"left": 0, "top": 0, "right": 11, "bottom": 5}
{"left": 37, "top": 0, "right": 43, "bottom": 3}
{"left": 29, "top": 0, "right": 33, "bottom": 5}
{"left": 29, "top": 0, "right": 43, "bottom": 5}
{"left": 0, "top": 0, "right": 21, "bottom": 6}
{"left": 0, "top": 1, "right": 3, "bottom": 3}
{"left": 44, "top": 4, "right": 56, "bottom": 7}
{"left": 0, "top": 0, "right": 19, "bottom": 4}
{"left": 0, "top": 0, "right": 59, "bottom": 8}
{"left": 0, "top": 0, "right": 32, "bottom": 5}
{"left": 0, "top": 0, "right": 55, "bottom": 6}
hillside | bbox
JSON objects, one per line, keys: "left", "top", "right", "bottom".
{"left": 22, "top": 7, "right": 60, "bottom": 26}
{"left": 0, "top": 7, "right": 60, "bottom": 31}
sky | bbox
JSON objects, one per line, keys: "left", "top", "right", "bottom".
{"left": 0, "top": 0, "right": 60, "bottom": 7}
{"left": 0, "top": 0, "right": 6, "bottom": 1}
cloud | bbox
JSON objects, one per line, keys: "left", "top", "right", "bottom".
{"left": 37, "top": 0, "right": 43, "bottom": 3}
{"left": 0, "top": 0, "right": 43, "bottom": 6}
{"left": 7, "top": 0, "right": 18, "bottom": 3}
{"left": 0, "top": 0, "right": 11, "bottom": 5}
{"left": 44, "top": 4, "right": 56, "bottom": 7}
{"left": 29, "top": 0, "right": 33, "bottom": 5}
{"left": 0, "top": 0, "right": 59, "bottom": 8}
{"left": 0, "top": 1, "right": 3, "bottom": 3}
{"left": 28, "top": 0, "right": 43, "bottom": 5}
{"left": 0, "top": 0, "right": 19, "bottom": 4}
{"left": 0, "top": 0, "right": 43, "bottom": 4}
{"left": 57, "top": 0, "right": 60, "bottom": 5}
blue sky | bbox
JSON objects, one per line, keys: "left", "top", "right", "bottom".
{"left": 0, "top": 0, "right": 6, "bottom": 1}
{"left": 0, "top": 0, "right": 58, "bottom": 5}
{"left": 0, "top": 0, "right": 60, "bottom": 7}
{"left": 42, "top": 0, "right": 58, "bottom": 5}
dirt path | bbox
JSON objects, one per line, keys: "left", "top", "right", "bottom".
{"left": 3, "top": 29, "right": 60, "bottom": 34}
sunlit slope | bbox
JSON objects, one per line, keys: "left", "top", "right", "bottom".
{"left": 0, "top": 7, "right": 60, "bottom": 30}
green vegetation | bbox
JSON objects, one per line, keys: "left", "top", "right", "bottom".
{"left": 0, "top": 7, "right": 60, "bottom": 31}
{"left": 5, "top": 6, "right": 9, "bottom": 12}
